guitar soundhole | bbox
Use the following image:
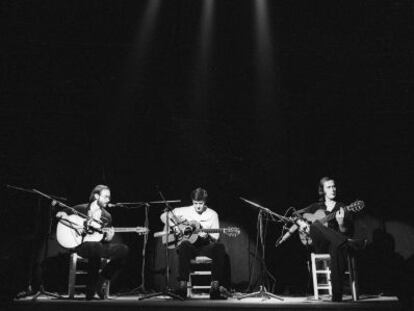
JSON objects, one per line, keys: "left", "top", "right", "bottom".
{"left": 183, "top": 226, "right": 193, "bottom": 236}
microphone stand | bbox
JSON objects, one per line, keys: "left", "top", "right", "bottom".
{"left": 109, "top": 202, "right": 149, "bottom": 297}
{"left": 139, "top": 191, "right": 183, "bottom": 301}
{"left": 114, "top": 200, "right": 180, "bottom": 296}
{"left": 29, "top": 189, "right": 70, "bottom": 301}
{"left": 237, "top": 197, "right": 284, "bottom": 301}
{"left": 134, "top": 202, "right": 150, "bottom": 295}
{"left": 6, "top": 186, "right": 64, "bottom": 300}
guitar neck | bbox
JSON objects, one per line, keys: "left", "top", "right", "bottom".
{"left": 113, "top": 227, "right": 139, "bottom": 233}
{"left": 194, "top": 228, "right": 224, "bottom": 233}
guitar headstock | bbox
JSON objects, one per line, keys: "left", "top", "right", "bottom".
{"left": 135, "top": 226, "right": 149, "bottom": 235}
{"left": 223, "top": 227, "right": 241, "bottom": 237}
{"left": 347, "top": 200, "right": 365, "bottom": 212}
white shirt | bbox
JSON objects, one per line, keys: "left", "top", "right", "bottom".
{"left": 83, "top": 201, "right": 103, "bottom": 242}
{"left": 325, "top": 200, "right": 336, "bottom": 212}
{"left": 163, "top": 205, "right": 220, "bottom": 240}
{"left": 88, "top": 201, "right": 102, "bottom": 222}
{"left": 85, "top": 201, "right": 104, "bottom": 232}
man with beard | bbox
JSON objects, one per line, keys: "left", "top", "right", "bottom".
{"left": 57, "top": 185, "right": 129, "bottom": 300}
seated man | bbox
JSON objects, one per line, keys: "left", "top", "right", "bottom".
{"left": 160, "top": 187, "right": 227, "bottom": 299}
{"left": 297, "top": 177, "right": 361, "bottom": 302}
{"left": 56, "top": 185, "right": 129, "bottom": 300}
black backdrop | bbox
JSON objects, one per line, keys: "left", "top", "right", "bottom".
{"left": 1, "top": 0, "right": 413, "bottom": 295}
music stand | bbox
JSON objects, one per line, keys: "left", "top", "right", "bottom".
{"left": 237, "top": 197, "right": 284, "bottom": 301}
{"left": 139, "top": 192, "right": 183, "bottom": 301}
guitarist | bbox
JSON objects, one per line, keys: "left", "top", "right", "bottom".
{"left": 297, "top": 177, "right": 355, "bottom": 302}
{"left": 160, "top": 187, "right": 227, "bottom": 299}
{"left": 56, "top": 185, "right": 129, "bottom": 300}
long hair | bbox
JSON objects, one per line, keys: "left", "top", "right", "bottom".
{"left": 318, "top": 177, "right": 334, "bottom": 201}
{"left": 191, "top": 187, "right": 208, "bottom": 202}
{"left": 89, "top": 184, "right": 110, "bottom": 203}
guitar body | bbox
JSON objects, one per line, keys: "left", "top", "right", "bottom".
{"left": 160, "top": 223, "right": 240, "bottom": 249}
{"left": 57, "top": 214, "right": 149, "bottom": 249}
{"left": 56, "top": 214, "right": 91, "bottom": 249}
{"left": 303, "top": 209, "right": 328, "bottom": 224}
{"left": 298, "top": 200, "right": 365, "bottom": 246}
{"left": 161, "top": 223, "right": 199, "bottom": 249}
{"left": 299, "top": 209, "right": 328, "bottom": 245}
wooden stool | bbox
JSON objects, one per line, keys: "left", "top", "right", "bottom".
{"left": 68, "top": 253, "right": 110, "bottom": 299}
{"left": 311, "top": 253, "right": 358, "bottom": 301}
{"left": 187, "top": 256, "right": 212, "bottom": 298}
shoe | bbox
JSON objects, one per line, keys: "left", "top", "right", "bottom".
{"left": 85, "top": 291, "right": 96, "bottom": 300}
{"left": 331, "top": 295, "right": 343, "bottom": 302}
{"left": 15, "top": 291, "right": 31, "bottom": 299}
{"left": 209, "top": 281, "right": 228, "bottom": 300}
{"left": 96, "top": 276, "right": 108, "bottom": 300}
{"left": 347, "top": 239, "right": 367, "bottom": 251}
{"left": 174, "top": 280, "right": 187, "bottom": 299}
{"left": 15, "top": 286, "right": 37, "bottom": 299}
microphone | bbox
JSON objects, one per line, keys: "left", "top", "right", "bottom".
{"left": 107, "top": 203, "right": 124, "bottom": 208}
{"left": 275, "top": 224, "right": 299, "bottom": 247}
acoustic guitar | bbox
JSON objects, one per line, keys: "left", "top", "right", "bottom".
{"left": 298, "top": 200, "right": 365, "bottom": 245}
{"left": 56, "top": 214, "right": 149, "bottom": 249}
{"left": 154, "top": 223, "right": 240, "bottom": 249}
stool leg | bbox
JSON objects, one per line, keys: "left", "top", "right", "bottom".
{"left": 188, "top": 275, "right": 191, "bottom": 298}
{"left": 324, "top": 260, "right": 332, "bottom": 297}
{"left": 188, "top": 262, "right": 212, "bottom": 298}
{"left": 327, "top": 268, "right": 332, "bottom": 297}
{"left": 348, "top": 256, "right": 359, "bottom": 301}
{"left": 105, "top": 281, "right": 110, "bottom": 299}
{"left": 68, "top": 253, "right": 77, "bottom": 299}
{"left": 312, "top": 254, "right": 333, "bottom": 300}
{"left": 311, "top": 254, "right": 318, "bottom": 300}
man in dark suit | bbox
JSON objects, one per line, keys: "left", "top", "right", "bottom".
{"left": 298, "top": 177, "right": 354, "bottom": 302}
{"left": 56, "top": 185, "right": 128, "bottom": 300}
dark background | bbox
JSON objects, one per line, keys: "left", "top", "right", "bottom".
{"left": 1, "top": 0, "right": 413, "bottom": 295}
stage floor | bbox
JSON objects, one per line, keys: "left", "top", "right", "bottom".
{"left": 9, "top": 294, "right": 402, "bottom": 311}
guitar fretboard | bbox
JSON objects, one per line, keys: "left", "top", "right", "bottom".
{"left": 113, "top": 228, "right": 139, "bottom": 232}
{"left": 102, "top": 227, "right": 148, "bottom": 233}
{"left": 194, "top": 228, "right": 226, "bottom": 233}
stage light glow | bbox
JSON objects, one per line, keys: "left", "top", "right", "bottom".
{"left": 199, "top": 0, "right": 215, "bottom": 63}
{"left": 134, "top": 0, "right": 162, "bottom": 58}
{"left": 254, "top": 0, "right": 274, "bottom": 77}
{"left": 191, "top": 0, "right": 216, "bottom": 118}
{"left": 254, "top": 0, "right": 278, "bottom": 109}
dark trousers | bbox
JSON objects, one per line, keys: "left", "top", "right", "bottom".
{"left": 310, "top": 223, "right": 348, "bottom": 301}
{"left": 176, "top": 240, "right": 226, "bottom": 284}
{"left": 76, "top": 241, "right": 129, "bottom": 291}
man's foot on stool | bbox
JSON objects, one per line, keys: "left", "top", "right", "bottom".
{"left": 209, "top": 281, "right": 228, "bottom": 300}
{"left": 96, "top": 276, "right": 109, "bottom": 300}
{"left": 174, "top": 280, "right": 187, "bottom": 300}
